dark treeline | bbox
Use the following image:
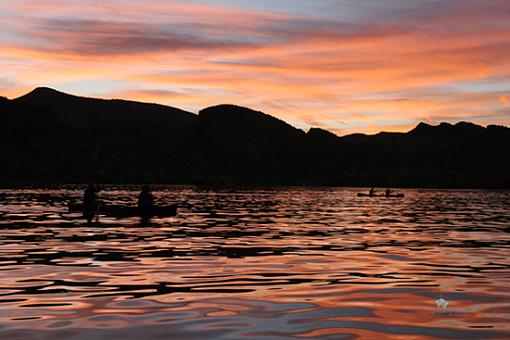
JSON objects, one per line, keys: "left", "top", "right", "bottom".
{"left": 1, "top": 87, "right": 509, "bottom": 188}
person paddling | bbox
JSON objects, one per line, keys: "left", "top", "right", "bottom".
{"left": 369, "top": 188, "right": 376, "bottom": 197}
{"left": 83, "top": 184, "right": 99, "bottom": 223}
{"left": 138, "top": 185, "right": 154, "bottom": 214}
{"left": 385, "top": 188, "right": 392, "bottom": 198}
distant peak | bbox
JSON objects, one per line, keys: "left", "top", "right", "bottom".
{"left": 18, "top": 87, "right": 69, "bottom": 100}
{"left": 30, "top": 87, "right": 62, "bottom": 94}
{"left": 34, "top": 86, "right": 56, "bottom": 91}
{"left": 200, "top": 104, "right": 258, "bottom": 115}
{"left": 455, "top": 121, "right": 479, "bottom": 128}
{"left": 307, "top": 127, "right": 338, "bottom": 137}
{"left": 198, "top": 104, "right": 304, "bottom": 134}
{"left": 409, "top": 122, "right": 433, "bottom": 134}
{"left": 416, "top": 122, "right": 432, "bottom": 129}
{"left": 199, "top": 104, "right": 274, "bottom": 121}
{"left": 408, "top": 120, "right": 488, "bottom": 137}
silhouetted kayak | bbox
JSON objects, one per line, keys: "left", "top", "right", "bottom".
{"left": 68, "top": 203, "right": 177, "bottom": 217}
{"left": 357, "top": 193, "right": 405, "bottom": 198}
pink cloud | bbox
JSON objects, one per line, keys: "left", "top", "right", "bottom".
{"left": 1, "top": 0, "right": 510, "bottom": 133}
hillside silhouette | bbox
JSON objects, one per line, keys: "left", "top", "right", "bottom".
{"left": 16, "top": 87, "right": 195, "bottom": 131}
{"left": 1, "top": 88, "right": 509, "bottom": 188}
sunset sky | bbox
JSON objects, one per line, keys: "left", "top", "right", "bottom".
{"left": 1, "top": 0, "right": 510, "bottom": 135}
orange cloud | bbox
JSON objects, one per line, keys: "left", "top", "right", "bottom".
{"left": 1, "top": 0, "right": 510, "bottom": 134}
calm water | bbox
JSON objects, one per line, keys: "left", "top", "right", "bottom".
{"left": 0, "top": 187, "right": 509, "bottom": 339}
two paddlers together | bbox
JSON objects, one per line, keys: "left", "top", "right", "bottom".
{"left": 358, "top": 188, "right": 405, "bottom": 198}
{"left": 82, "top": 184, "right": 158, "bottom": 223}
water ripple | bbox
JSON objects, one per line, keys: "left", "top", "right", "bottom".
{"left": 0, "top": 187, "right": 509, "bottom": 339}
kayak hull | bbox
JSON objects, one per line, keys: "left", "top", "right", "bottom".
{"left": 357, "top": 193, "right": 405, "bottom": 198}
{"left": 68, "top": 203, "right": 178, "bottom": 218}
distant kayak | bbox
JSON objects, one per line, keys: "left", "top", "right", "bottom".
{"left": 357, "top": 193, "right": 405, "bottom": 198}
{"left": 68, "top": 203, "right": 178, "bottom": 218}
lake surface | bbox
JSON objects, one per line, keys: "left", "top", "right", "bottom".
{"left": 0, "top": 187, "right": 509, "bottom": 339}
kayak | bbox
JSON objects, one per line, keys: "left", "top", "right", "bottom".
{"left": 68, "top": 203, "right": 178, "bottom": 217}
{"left": 357, "top": 193, "right": 405, "bottom": 198}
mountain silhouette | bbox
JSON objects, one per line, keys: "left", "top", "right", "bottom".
{"left": 196, "top": 105, "right": 307, "bottom": 181}
{"left": 1, "top": 88, "right": 509, "bottom": 188}
{"left": 15, "top": 87, "right": 195, "bottom": 132}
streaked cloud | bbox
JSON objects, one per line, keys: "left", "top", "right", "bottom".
{"left": 1, "top": 0, "right": 509, "bottom": 134}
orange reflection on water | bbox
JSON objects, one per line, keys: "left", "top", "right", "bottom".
{"left": 0, "top": 187, "right": 509, "bottom": 338}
